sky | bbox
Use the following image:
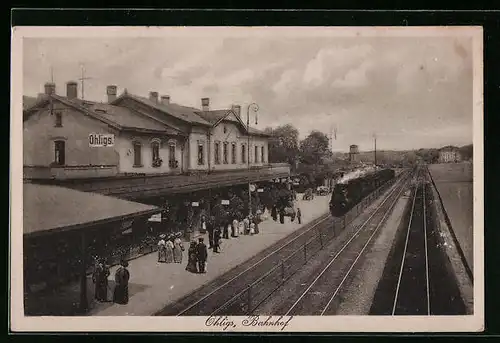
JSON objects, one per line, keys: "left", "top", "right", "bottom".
{"left": 23, "top": 32, "right": 474, "bottom": 152}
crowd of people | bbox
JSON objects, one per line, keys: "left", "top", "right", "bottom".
{"left": 90, "top": 193, "right": 308, "bottom": 307}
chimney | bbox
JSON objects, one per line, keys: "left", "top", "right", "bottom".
{"left": 66, "top": 81, "right": 78, "bottom": 99}
{"left": 232, "top": 104, "right": 241, "bottom": 117}
{"left": 44, "top": 82, "right": 56, "bottom": 95}
{"left": 107, "top": 85, "right": 117, "bottom": 103}
{"left": 149, "top": 91, "right": 159, "bottom": 103}
{"left": 160, "top": 95, "right": 170, "bottom": 105}
{"left": 201, "top": 97, "right": 210, "bottom": 111}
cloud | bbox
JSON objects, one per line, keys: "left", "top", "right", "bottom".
{"left": 23, "top": 35, "right": 474, "bottom": 150}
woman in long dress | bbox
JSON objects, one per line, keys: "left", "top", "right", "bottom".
{"left": 165, "top": 235, "right": 174, "bottom": 263}
{"left": 157, "top": 234, "right": 167, "bottom": 263}
{"left": 173, "top": 232, "right": 184, "bottom": 263}
{"left": 185, "top": 241, "right": 198, "bottom": 273}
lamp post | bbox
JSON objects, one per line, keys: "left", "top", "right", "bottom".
{"left": 247, "top": 102, "right": 259, "bottom": 218}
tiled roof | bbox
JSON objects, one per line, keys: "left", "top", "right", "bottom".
{"left": 195, "top": 109, "right": 270, "bottom": 137}
{"left": 123, "top": 93, "right": 212, "bottom": 126}
{"left": 195, "top": 110, "right": 233, "bottom": 124}
{"left": 69, "top": 98, "right": 181, "bottom": 134}
{"left": 23, "top": 183, "right": 159, "bottom": 236}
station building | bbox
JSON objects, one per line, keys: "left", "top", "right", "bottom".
{"left": 22, "top": 81, "right": 290, "bottom": 308}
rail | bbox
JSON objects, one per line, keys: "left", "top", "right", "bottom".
{"left": 204, "top": 170, "right": 412, "bottom": 315}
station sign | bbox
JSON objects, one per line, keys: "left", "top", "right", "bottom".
{"left": 221, "top": 200, "right": 230, "bottom": 205}
{"left": 191, "top": 202, "right": 199, "bottom": 207}
{"left": 250, "top": 184, "right": 256, "bottom": 192}
{"left": 257, "top": 188, "right": 264, "bottom": 193}
{"left": 148, "top": 213, "right": 162, "bottom": 222}
{"left": 89, "top": 133, "right": 115, "bottom": 147}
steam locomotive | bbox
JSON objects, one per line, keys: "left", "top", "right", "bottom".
{"left": 329, "top": 168, "right": 396, "bottom": 217}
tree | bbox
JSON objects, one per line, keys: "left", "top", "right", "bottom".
{"left": 264, "top": 124, "right": 300, "bottom": 165}
{"left": 299, "top": 130, "right": 331, "bottom": 165}
{"left": 459, "top": 144, "right": 473, "bottom": 160}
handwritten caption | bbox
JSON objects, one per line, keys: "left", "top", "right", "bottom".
{"left": 205, "top": 315, "right": 294, "bottom": 331}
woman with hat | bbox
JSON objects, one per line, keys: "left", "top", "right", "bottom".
{"left": 185, "top": 241, "right": 198, "bottom": 273}
{"left": 113, "top": 259, "right": 130, "bottom": 305}
{"left": 157, "top": 234, "right": 167, "bottom": 263}
{"left": 173, "top": 232, "right": 184, "bottom": 263}
{"left": 165, "top": 234, "right": 174, "bottom": 263}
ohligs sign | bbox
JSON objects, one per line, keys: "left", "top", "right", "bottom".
{"left": 89, "top": 133, "right": 115, "bottom": 147}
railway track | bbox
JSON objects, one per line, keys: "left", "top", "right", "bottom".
{"left": 157, "top": 170, "right": 410, "bottom": 316}
{"left": 272, "top": 169, "right": 412, "bottom": 316}
{"left": 370, "top": 165, "right": 467, "bottom": 315}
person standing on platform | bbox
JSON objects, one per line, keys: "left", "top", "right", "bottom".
{"left": 200, "top": 215, "right": 208, "bottom": 235}
{"left": 173, "top": 232, "right": 184, "bottom": 263}
{"left": 243, "top": 216, "right": 250, "bottom": 235}
{"left": 238, "top": 219, "right": 244, "bottom": 235}
{"left": 232, "top": 217, "right": 239, "bottom": 237}
{"left": 271, "top": 205, "right": 278, "bottom": 222}
{"left": 157, "top": 234, "right": 167, "bottom": 262}
{"left": 113, "top": 260, "right": 130, "bottom": 305}
{"left": 253, "top": 214, "right": 260, "bottom": 234}
{"left": 297, "top": 208, "right": 302, "bottom": 224}
{"left": 213, "top": 226, "right": 221, "bottom": 253}
{"left": 185, "top": 241, "right": 198, "bottom": 273}
{"left": 196, "top": 237, "right": 208, "bottom": 273}
{"left": 92, "top": 257, "right": 109, "bottom": 302}
{"left": 207, "top": 216, "right": 215, "bottom": 249}
{"left": 165, "top": 235, "right": 174, "bottom": 263}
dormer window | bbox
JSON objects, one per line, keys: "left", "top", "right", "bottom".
{"left": 55, "top": 112, "right": 62, "bottom": 127}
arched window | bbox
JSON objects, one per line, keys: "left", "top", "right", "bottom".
{"left": 231, "top": 142, "right": 237, "bottom": 164}
{"left": 133, "top": 141, "right": 142, "bottom": 167}
{"left": 168, "top": 142, "right": 177, "bottom": 168}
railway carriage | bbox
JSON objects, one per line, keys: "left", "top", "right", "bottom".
{"left": 329, "top": 168, "right": 396, "bottom": 217}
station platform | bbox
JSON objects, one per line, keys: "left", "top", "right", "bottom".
{"left": 87, "top": 192, "right": 331, "bottom": 316}
{"left": 428, "top": 163, "right": 473, "bottom": 273}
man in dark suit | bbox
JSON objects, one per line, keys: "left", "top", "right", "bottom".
{"left": 213, "top": 226, "right": 221, "bottom": 253}
{"left": 196, "top": 237, "right": 208, "bottom": 273}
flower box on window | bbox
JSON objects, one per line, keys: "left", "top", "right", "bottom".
{"left": 169, "top": 160, "right": 179, "bottom": 169}
{"left": 152, "top": 158, "right": 163, "bottom": 168}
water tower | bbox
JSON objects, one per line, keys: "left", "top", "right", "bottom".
{"left": 349, "top": 144, "right": 359, "bottom": 163}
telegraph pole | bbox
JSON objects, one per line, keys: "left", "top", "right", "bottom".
{"left": 246, "top": 102, "right": 259, "bottom": 218}
{"left": 373, "top": 133, "right": 377, "bottom": 166}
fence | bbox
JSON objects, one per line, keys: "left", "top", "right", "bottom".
{"left": 211, "top": 175, "right": 403, "bottom": 315}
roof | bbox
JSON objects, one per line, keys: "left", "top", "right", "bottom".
{"left": 24, "top": 95, "right": 183, "bottom": 135}
{"left": 120, "top": 93, "right": 212, "bottom": 126}
{"left": 23, "top": 183, "right": 160, "bottom": 236}
{"left": 70, "top": 99, "right": 181, "bottom": 134}
{"left": 23, "top": 96, "right": 38, "bottom": 111}
{"left": 439, "top": 145, "right": 460, "bottom": 152}
{"left": 195, "top": 109, "right": 270, "bottom": 137}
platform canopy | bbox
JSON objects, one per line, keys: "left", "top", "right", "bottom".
{"left": 23, "top": 183, "right": 160, "bottom": 237}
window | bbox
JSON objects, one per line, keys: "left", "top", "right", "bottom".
{"left": 198, "top": 141, "right": 204, "bottom": 165}
{"left": 169, "top": 143, "right": 177, "bottom": 168}
{"left": 241, "top": 144, "right": 246, "bottom": 164}
{"left": 255, "top": 146, "right": 259, "bottom": 163}
{"left": 133, "top": 141, "right": 142, "bottom": 167}
{"left": 231, "top": 143, "right": 237, "bottom": 164}
{"left": 55, "top": 112, "right": 62, "bottom": 127}
{"left": 223, "top": 126, "right": 227, "bottom": 134}
{"left": 151, "top": 141, "right": 160, "bottom": 160}
{"left": 151, "top": 141, "right": 160, "bottom": 167}
{"left": 223, "top": 142, "right": 228, "bottom": 164}
{"left": 214, "top": 142, "right": 220, "bottom": 164}
{"left": 54, "top": 140, "right": 65, "bottom": 165}
{"left": 261, "top": 146, "right": 265, "bottom": 163}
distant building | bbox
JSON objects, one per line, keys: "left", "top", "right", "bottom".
{"left": 438, "top": 146, "right": 462, "bottom": 163}
{"left": 349, "top": 144, "right": 359, "bottom": 163}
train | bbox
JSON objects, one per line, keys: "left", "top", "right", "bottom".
{"left": 329, "top": 167, "right": 396, "bottom": 217}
